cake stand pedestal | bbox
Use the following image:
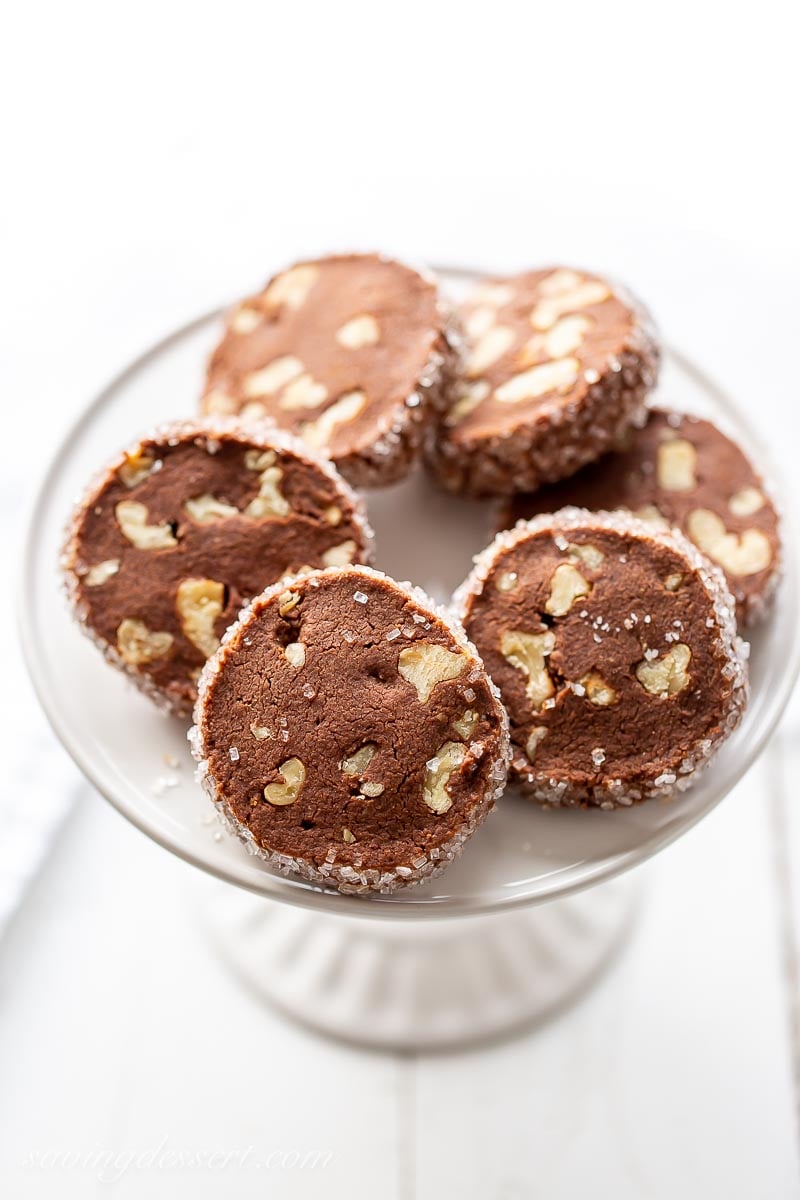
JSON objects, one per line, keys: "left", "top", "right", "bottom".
{"left": 203, "top": 873, "right": 638, "bottom": 1050}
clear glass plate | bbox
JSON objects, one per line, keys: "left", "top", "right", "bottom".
{"left": 20, "top": 266, "right": 800, "bottom": 919}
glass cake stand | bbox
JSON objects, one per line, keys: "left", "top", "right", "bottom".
{"left": 21, "top": 267, "right": 800, "bottom": 1049}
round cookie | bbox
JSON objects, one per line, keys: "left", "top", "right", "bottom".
{"left": 190, "top": 566, "right": 510, "bottom": 894}
{"left": 200, "top": 253, "right": 459, "bottom": 489}
{"left": 455, "top": 508, "right": 748, "bottom": 809}
{"left": 62, "top": 419, "right": 374, "bottom": 717}
{"left": 500, "top": 408, "right": 780, "bottom": 626}
{"left": 427, "top": 266, "right": 660, "bottom": 497}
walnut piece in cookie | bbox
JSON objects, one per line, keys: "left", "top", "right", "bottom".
{"left": 455, "top": 507, "right": 748, "bottom": 809}
{"left": 190, "top": 566, "right": 509, "bottom": 894}
{"left": 427, "top": 266, "right": 660, "bottom": 497}
{"left": 200, "top": 253, "right": 460, "bottom": 489}
{"left": 500, "top": 408, "right": 781, "bottom": 625}
{"left": 62, "top": 419, "right": 373, "bottom": 717}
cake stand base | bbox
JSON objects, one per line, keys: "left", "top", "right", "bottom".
{"left": 202, "top": 873, "right": 639, "bottom": 1051}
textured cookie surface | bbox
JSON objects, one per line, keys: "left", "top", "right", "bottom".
{"left": 201, "top": 253, "right": 456, "bottom": 488}
{"left": 501, "top": 408, "right": 780, "bottom": 625}
{"left": 457, "top": 509, "right": 747, "bottom": 808}
{"left": 191, "top": 566, "right": 509, "bottom": 893}
{"left": 63, "top": 420, "right": 373, "bottom": 716}
{"left": 427, "top": 266, "right": 660, "bottom": 496}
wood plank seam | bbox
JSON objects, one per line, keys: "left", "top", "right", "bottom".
{"left": 767, "top": 728, "right": 800, "bottom": 1163}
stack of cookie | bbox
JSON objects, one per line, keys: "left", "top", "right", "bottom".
{"left": 62, "top": 253, "right": 780, "bottom": 893}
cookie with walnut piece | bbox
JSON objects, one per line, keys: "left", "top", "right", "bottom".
{"left": 201, "top": 253, "right": 459, "bottom": 488}
{"left": 190, "top": 565, "right": 510, "bottom": 894}
{"left": 62, "top": 419, "right": 373, "bottom": 718}
{"left": 500, "top": 408, "right": 780, "bottom": 626}
{"left": 427, "top": 266, "right": 660, "bottom": 497}
{"left": 455, "top": 508, "right": 748, "bottom": 809}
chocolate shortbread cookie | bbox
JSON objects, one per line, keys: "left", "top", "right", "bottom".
{"left": 500, "top": 408, "right": 780, "bottom": 625}
{"left": 427, "top": 266, "right": 660, "bottom": 497}
{"left": 201, "top": 253, "right": 459, "bottom": 489}
{"left": 455, "top": 508, "right": 747, "bottom": 808}
{"left": 63, "top": 420, "right": 373, "bottom": 717}
{"left": 191, "top": 566, "right": 510, "bottom": 893}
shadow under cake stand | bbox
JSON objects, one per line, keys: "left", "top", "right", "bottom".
{"left": 21, "top": 267, "right": 800, "bottom": 1050}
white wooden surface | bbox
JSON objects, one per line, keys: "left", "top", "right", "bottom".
{"left": 0, "top": 757, "right": 798, "bottom": 1198}
{"left": 2, "top": 2, "right": 800, "bottom": 1195}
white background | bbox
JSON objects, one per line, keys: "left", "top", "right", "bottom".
{"left": 2, "top": 2, "right": 800, "bottom": 1197}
